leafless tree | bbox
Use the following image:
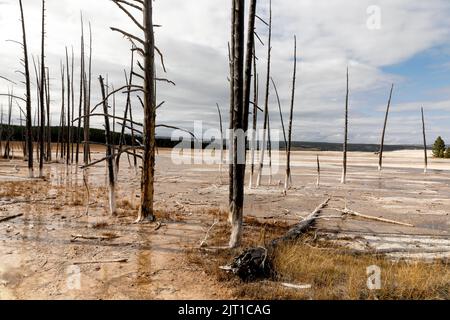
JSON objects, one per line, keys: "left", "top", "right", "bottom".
{"left": 59, "top": 62, "right": 66, "bottom": 160}
{"left": 249, "top": 53, "right": 258, "bottom": 189}
{"left": 65, "top": 47, "right": 71, "bottom": 166}
{"left": 84, "top": 22, "right": 92, "bottom": 165}
{"left": 110, "top": 0, "right": 161, "bottom": 222}
{"left": 378, "top": 84, "right": 394, "bottom": 171}
{"left": 99, "top": 75, "right": 117, "bottom": 215}
{"left": 421, "top": 107, "right": 428, "bottom": 174}
{"left": 228, "top": 0, "right": 247, "bottom": 248}
{"left": 341, "top": 67, "right": 349, "bottom": 184}
{"left": 316, "top": 155, "right": 320, "bottom": 188}
{"left": 39, "top": 0, "right": 46, "bottom": 177}
{"left": 256, "top": 0, "right": 272, "bottom": 188}
{"left": 76, "top": 15, "right": 85, "bottom": 164}
{"left": 216, "top": 103, "right": 224, "bottom": 179}
{"left": 285, "top": 36, "right": 297, "bottom": 192}
{"left": 19, "top": 0, "right": 33, "bottom": 177}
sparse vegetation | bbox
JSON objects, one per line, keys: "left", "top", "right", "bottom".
{"left": 188, "top": 220, "right": 450, "bottom": 300}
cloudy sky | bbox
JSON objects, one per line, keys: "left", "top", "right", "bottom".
{"left": 1, "top": 0, "right": 450, "bottom": 144}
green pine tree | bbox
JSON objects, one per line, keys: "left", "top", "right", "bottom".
{"left": 432, "top": 136, "right": 446, "bottom": 158}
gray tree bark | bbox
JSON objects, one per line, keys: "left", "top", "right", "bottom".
{"left": 378, "top": 84, "right": 394, "bottom": 171}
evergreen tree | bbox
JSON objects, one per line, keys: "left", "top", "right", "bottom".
{"left": 432, "top": 136, "right": 446, "bottom": 158}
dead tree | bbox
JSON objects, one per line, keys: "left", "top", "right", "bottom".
{"left": 71, "top": 47, "right": 75, "bottom": 164}
{"left": 216, "top": 103, "right": 224, "bottom": 178}
{"left": 271, "top": 77, "right": 289, "bottom": 190}
{"left": 285, "top": 36, "right": 297, "bottom": 192}
{"left": 84, "top": 22, "right": 92, "bottom": 165}
{"left": 19, "top": 0, "right": 33, "bottom": 177}
{"left": 3, "top": 94, "right": 13, "bottom": 159}
{"left": 243, "top": 0, "right": 257, "bottom": 140}
{"left": 60, "top": 62, "right": 65, "bottom": 160}
{"left": 39, "top": 0, "right": 46, "bottom": 177}
{"left": 341, "top": 67, "right": 349, "bottom": 184}
{"left": 45, "top": 67, "right": 51, "bottom": 161}
{"left": 76, "top": 15, "right": 85, "bottom": 164}
{"left": 316, "top": 155, "right": 320, "bottom": 188}
{"left": 267, "top": 112, "right": 273, "bottom": 185}
{"left": 110, "top": 0, "right": 160, "bottom": 222}
{"left": 378, "top": 84, "right": 394, "bottom": 171}
{"left": 421, "top": 107, "right": 428, "bottom": 173}
{"left": 256, "top": 0, "right": 272, "bottom": 188}
{"left": 99, "top": 76, "right": 116, "bottom": 215}
{"left": 249, "top": 55, "right": 258, "bottom": 189}
{"left": 229, "top": 0, "right": 247, "bottom": 248}
{"left": 116, "top": 67, "right": 134, "bottom": 174}
{"left": 65, "top": 47, "right": 71, "bottom": 166}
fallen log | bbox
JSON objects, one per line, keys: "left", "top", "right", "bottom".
{"left": 341, "top": 208, "right": 414, "bottom": 227}
{"left": 281, "top": 283, "right": 312, "bottom": 290}
{"left": 0, "top": 213, "right": 23, "bottom": 223}
{"left": 70, "top": 234, "right": 120, "bottom": 241}
{"left": 72, "top": 258, "right": 128, "bottom": 265}
{"left": 226, "top": 198, "right": 331, "bottom": 281}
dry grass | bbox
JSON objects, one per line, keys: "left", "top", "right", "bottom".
{"left": 272, "top": 240, "right": 449, "bottom": 300}
{"left": 187, "top": 210, "right": 450, "bottom": 300}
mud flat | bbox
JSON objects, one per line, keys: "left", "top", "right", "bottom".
{"left": 0, "top": 148, "right": 449, "bottom": 299}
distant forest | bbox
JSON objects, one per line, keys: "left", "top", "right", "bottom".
{"left": 1, "top": 125, "right": 423, "bottom": 152}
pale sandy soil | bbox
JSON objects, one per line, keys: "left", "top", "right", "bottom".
{"left": 0, "top": 146, "right": 449, "bottom": 299}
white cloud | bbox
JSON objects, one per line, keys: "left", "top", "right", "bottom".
{"left": 0, "top": 0, "right": 450, "bottom": 144}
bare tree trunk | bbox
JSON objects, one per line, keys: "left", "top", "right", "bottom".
{"left": 137, "top": 0, "right": 157, "bottom": 222}
{"left": 378, "top": 84, "right": 394, "bottom": 171}
{"left": 249, "top": 53, "right": 258, "bottom": 189}
{"left": 341, "top": 67, "right": 349, "bottom": 184}
{"left": 3, "top": 94, "right": 12, "bottom": 159}
{"left": 65, "top": 47, "right": 71, "bottom": 166}
{"left": 228, "top": 35, "right": 235, "bottom": 209}
{"left": 285, "top": 36, "right": 297, "bottom": 192}
{"left": 229, "top": 0, "right": 246, "bottom": 249}
{"left": 84, "top": 23, "right": 92, "bottom": 165}
{"left": 267, "top": 112, "right": 273, "bottom": 185}
{"left": 316, "top": 155, "right": 320, "bottom": 188}
{"left": 76, "top": 16, "right": 85, "bottom": 164}
{"left": 256, "top": 0, "right": 272, "bottom": 188}
{"left": 117, "top": 68, "right": 133, "bottom": 174}
{"left": 99, "top": 76, "right": 116, "bottom": 215}
{"left": 45, "top": 67, "right": 51, "bottom": 161}
{"left": 243, "top": 0, "right": 257, "bottom": 138}
{"left": 19, "top": 0, "right": 34, "bottom": 178}
{"left": 216, "top": 103, "right": 224, "bottom": 179}
{"left": 421, "top": 107, "right": 428, "bottom": 174}
{"left": 60, "top": 62, "right": 65, "bottom": 160}
{"left": 71, "top": 47, "right": 75, "bottom": 164}
{"left": 39, "top": 0, "right": 46, "bottom": 177}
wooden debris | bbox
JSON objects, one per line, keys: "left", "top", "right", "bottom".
{"left": 70, "top": 234, "right": 120, "bottom": 241}
{"left": 226, "top": 198, "right": 331, "bottom": 281}
{"left": 341, "top": 208, "right": 414, "bottom": 227}
{"left": 154, "top": 221, "right": 162, "bottom": 231}
{"left": 281, "top": 283, "right": 312, "bottom": 290}
{"left": 72, "top": 258, "right": 128, "bottom": 265}
{"left": 0, "top": 213, "right": 23, "bottom": 223}
{"left": 199, "top": 219, "right": 219, "bottom": 248}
